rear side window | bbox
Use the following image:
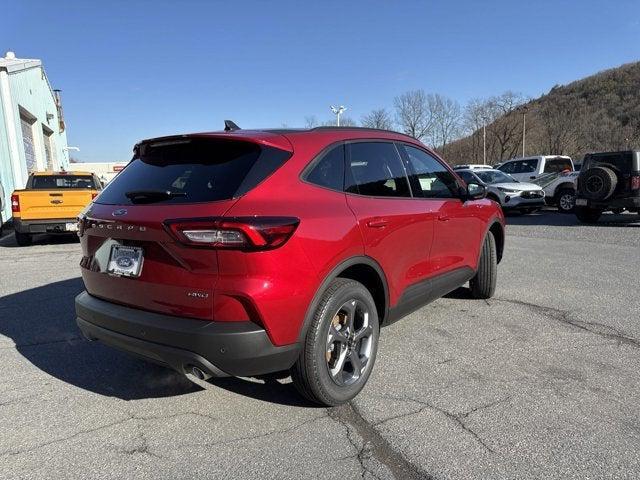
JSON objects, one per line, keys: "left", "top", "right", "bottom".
{"left": 345, "top": 142, "right": 411, "bottom": 197}
{"left": 305, "top": 145, "right": 344, "bottom": 191}
{"left": 499, "top": 159, "right": 537, "bottom": 174}
{"left": 30, "top": 175, "right": 98, "bottom": 189}
{"left": 96, "top": 138, "right": 291, "bottom": 205}
{"left": 544, "top": 158, "right": 572, "bottom": 173}
{"left": 401, "top": 145, "right": 459, "bottom": 198}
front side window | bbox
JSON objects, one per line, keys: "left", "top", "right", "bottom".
{"left": 305, "top": 144, "right": 344, "bottom": 191}
{"left": 457, "top": 171, "right": 480, "bottom": 185}
{"left": 345, "top": 142, "right": 411, "bottom": 197}
{"left": 401, "top": 145, "right": 459, "bottom": 198}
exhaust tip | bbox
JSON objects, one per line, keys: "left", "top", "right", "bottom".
{"left": 190, "top": 365, "right": 210, "bottom": 381}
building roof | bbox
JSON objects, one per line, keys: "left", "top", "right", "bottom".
{"left": 0, "top": 52, "right": 42, "bottom": 73}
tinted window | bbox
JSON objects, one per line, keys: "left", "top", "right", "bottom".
{"left": 96, "top": 138, "right": 291, "bottom": 205}
{"left": 402, "top": 145, "right": 459, "bottom": 198}
{"left": 475, "top": 170, "right": 515, "bottom": 184}
{"left": 345, "top": 142, "right": 411, "bottom": 197}
{"left": 457, "top": 171, "right": 478, "bottom": 184}
{"left": 305, "top": 145, "right": 344, "bottom": 191}
{"left": 31, "top": 175, "right": 98, "bottom": 189}
{"left": 499, "top": 159, "right": 537, "bottom": 174}
{"left": 544, "top": 158, "right": 573, "bottom": 173}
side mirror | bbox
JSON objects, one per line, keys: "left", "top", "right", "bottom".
{"left": 466, "top": 182, "right": 486, "bottom": 200}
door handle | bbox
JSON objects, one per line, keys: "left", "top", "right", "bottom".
{"left": 438, "top": 215, "right": 451, "bottom": 222}
{"left": 530, "top": 176, "right": 536, "bottom": 179}
{"left": 366, "top": 219, "right": 388, "bottom": 228}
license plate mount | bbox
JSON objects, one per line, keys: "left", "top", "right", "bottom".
{"left": 107, "top": 245, "right": 144, "bottom": 278}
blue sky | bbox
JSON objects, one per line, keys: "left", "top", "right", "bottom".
{"left": 5, "top": 0, "right": 640, "bottom": 161}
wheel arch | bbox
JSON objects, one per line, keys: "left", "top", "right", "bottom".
{"left": 487, "top": 221, "right": 505, "bottom": 264}
{"left": 297, "top": 256, "right": 390, "bottom": 343}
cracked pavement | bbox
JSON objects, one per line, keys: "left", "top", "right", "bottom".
{"left": 1, "top": 210, "right": 640, "bottom": 479}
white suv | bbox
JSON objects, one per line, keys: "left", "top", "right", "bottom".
{"left": 497, "top": 156, "right": 577, "bottom": 212}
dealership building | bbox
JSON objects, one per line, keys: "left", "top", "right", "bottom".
{"left": 0, "top": 51, "right": 69, "bottom": 224}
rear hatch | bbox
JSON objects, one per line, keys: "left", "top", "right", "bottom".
{"left": 79, "top": 134, "right": 292, "bottom": 320}
{"left": 18, "top": 174, "right": 98, "bottom": 220}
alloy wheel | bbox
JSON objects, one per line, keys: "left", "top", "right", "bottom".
{"left": 325, "top": 299, "right": 374, "bottom": 386}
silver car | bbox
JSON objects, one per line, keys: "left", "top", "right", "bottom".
{"left": 456, "top": 168, "right": 545, "bottom": 214}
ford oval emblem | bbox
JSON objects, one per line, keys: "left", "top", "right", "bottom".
{"left": 116, "top": 257, "right": 134, "bottom": 268}
{"left": 112, "top": 209, "right": 128, "bottom": 217}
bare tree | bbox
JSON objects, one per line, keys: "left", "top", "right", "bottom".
{"left": 429, "top": 94, "right": 462, "bottom": 155}
{"left": 393, "top": 89, "right": 434, "bottom": 141}
{"left": 322, "top": 116, "right": 357, "bottom": 127}
{"left": 361, "top": 108, "right": 394, "bottom": 130}
{"left": 304, "top": 115, "right": 319, "bottom": 128}
{"left": 486, "top": 91, "right": 526, "bottom": 161}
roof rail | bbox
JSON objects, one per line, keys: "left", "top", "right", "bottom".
{"left": 309, "top": 125, "right": 415, "bottom": 140}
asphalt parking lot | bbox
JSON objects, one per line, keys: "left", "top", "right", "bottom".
{"left": 1, "top": 210, "right": 639, "bottom": 480}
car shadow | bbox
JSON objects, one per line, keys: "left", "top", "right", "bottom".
{"left": 0, "top": 277, "right": 312, "bottom": 406}
{"left": 0, "top": 230, "right": 81, "bottom": 248}
{"left": 505, "top": 210, "right": 640, "bottom": 227}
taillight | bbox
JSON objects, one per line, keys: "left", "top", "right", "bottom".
{"left": 631, "top": 175, "right": 640, "bottom": 191}
{"left": 91, "top": 193, "right": 99, "bottom": 200}
{"left": 11, "top": 194, "right": 20, "bottom": 213}
{"left": 164, "top": 217, "right": 300, "bottom": 250}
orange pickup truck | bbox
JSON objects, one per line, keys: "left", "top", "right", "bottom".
{"left": 11, "top": 171, "right": 102, "bottom": 246}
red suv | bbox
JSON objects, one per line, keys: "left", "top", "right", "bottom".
{"left": 75, "top": 125, "right": 504, "bottom": 405}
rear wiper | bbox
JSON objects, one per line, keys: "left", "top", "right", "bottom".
{"left": 125, "top": 190, "right": 187, "bottom": 204}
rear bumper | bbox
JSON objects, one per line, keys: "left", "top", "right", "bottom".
{"left": 575, "top": 196, "right": 640, "bottom": 210}
{"left": 75, "top": 291, "right": 301, "bottom": 378}
{"left": 14, "top": 217, "right": 78, "bottom": 234}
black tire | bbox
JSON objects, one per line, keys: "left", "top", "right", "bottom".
{"left": 15, "top": 231, "right": 32, "bottom": 246}
{"left": 575, "top": 206, "right": 602, "bottom": 223}
{"left": 556, "top": 188, "right": 576, "bottom": 213}
{"left": 291, "top": 278, "right": 379, "bottom": 406}
{"left": 578, "top": 167, "right": 617, "bottom": 201}
{"left": 470, "top": 231, "right": 497, "bottom": 299}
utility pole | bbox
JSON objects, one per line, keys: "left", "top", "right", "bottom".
{"left": 520, "top": 106, "right": 528, "bottom": 157}
{"left": 330, "top": 105, "right": 346, "bottom": 126}
{"left": 483, "top": 124, "right": 487, "bottom": 165}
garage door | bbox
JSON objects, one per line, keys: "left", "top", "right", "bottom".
{"left": 20, "top": 116, "right": 37, "bottom": 173}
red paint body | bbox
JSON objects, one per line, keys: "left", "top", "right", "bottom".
{"left": 79, "top": 129, "right": 504, "bottom": 347}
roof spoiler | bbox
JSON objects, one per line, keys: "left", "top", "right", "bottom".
{"left": 224, "top": 120, "right": 241, "bottom": 131}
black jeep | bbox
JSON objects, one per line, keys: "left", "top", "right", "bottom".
{"left": 574, "top": 151, "right": 640, "bottom": 223}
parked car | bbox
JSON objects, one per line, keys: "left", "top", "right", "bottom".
{"left": 455, "top": 168, "right": 545, "bottom": 214}
{"left": 497, "top": 155, "right": 574, "bottom": 182}
{"left": 452, "top": 164, "right": 494, "bottom": 171}
{"left": 11, "top": 171, "right": 102, "bottom": 246}
{"left": 497, "top": 155, "right": 576, "bottom": 212}
{"left": 574, "top": 150, "right": 640, "bottom": 223}
{"left": 74, "top": 125, "right": 505, "bottom": 406}
{"left": 530, "top": 171, "right": 580, "bottom": 213}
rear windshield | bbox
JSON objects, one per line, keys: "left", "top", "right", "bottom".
{"left": 583, "top": 152, "right": 635, "bottom": 173}
{"left": 30, "top": 175, "right": 98, "bottom": 189}
{"left": 96, "top": 138, "right": 291, "bottom": 205}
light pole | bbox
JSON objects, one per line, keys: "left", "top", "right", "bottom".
{"left": 330, "top": 105, "right": 346, "bottom": 126}
{"left": 483, "top": 124, "right": 487, "bottom": 165}
{"left": 519, "top": 106, "right": 528, "bottom": 157}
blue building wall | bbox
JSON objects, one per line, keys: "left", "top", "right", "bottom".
{"left": 0, "top": 60, "right": 68, "bottom": 224}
